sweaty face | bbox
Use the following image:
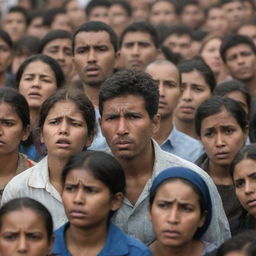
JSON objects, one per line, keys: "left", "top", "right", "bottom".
{"left": 73, "top": 31, "right": 117, "bottom": 87}
{"left": 119, "top": 31, "right": 158, "bottom": 70}
{"left": 149, "top": 1, "right": 178, "bottom": 26}
{"left": 43, "top": 38, "right": 73, "bottom": 75}
{"left": 150, "top": 179, "right": 205, "bottom": 248}
{"left": 18, "top": 60, "right": 57, "bottom": 110}
{"left": 0, "top": 208, "right": 53, "bottom": 256}
{"left": 163, "top": 34, "right": 192, "bottom": 60}
{"left": 200, "top": 109, "right": 246, "bottom": 167}
{"left": 100, "top": 95, "right": 160, "bottom": 160}
{"left": 234, "top": 159, "right": 256, "bottom": 217}
{"left": 41, "top": 100, "right": 92, "bottom": 160}
{"left": 225, "top": 44, "right": 256, "bottom": 82}
{"left": 175, "top": 70, "right": 211, "bottom": 123}
{"left": 62, "top": 169, "right": 121, "bottom": 228}
{"left": 146, "top": 62, "right": 180, "bottom": 119}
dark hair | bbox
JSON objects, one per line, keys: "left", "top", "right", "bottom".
{"left": 0, "top": 87, "right": 30, "bottom": 129}
{"left": 0, "top": 29, "right": 13, "bottom": 49}
{"left": 43, "top": 8, "right": 66, "bottom": 27}
{"left": 220, "top": 0, "right": 243, "bottom": 6}
{"left": 72, "top": 21, "right": 118, "bottom": 53}
{"left": 178, "top": 0, "right": 200, "bottom": 14}
{"left": 220, "top": 34, "right": 256, "bottom": 62}
{"left": 62, "top": 150, "right": 125, "bottom": 218}
{"left": 191, "top": 29, "right": 208, "bottom": 42}
{"left": 151, "top": 0, "right": 178, "bottom": 14}
{"left": 28, "top": 9, "right": 46, "bottom": 25}
{"left": 195, "top": 96, "right": 248, "bottom": 137}
{"left": 162, "top": 24, "right": 193, "bottom": 42}
{"left": 111, "top": 0, "right": 132, "bottom": 17}
{"left": 7, "top": 6, "right": 29, "bottom": 25}
{"left": 14, "top": 35, "right": 40, "bottom": 56}
{"left": 178, "top": 57, "right": 216, "bottom": 92}
{"left": 38, "top": 88, "right": 95, "bottom": 138}
{"left": 62, "top": 150, "right": 125, "bottom": 194}
{"left": 15, "top": 54, "right": 65, "bottom": 89}
{"left": 99, "top": 69, "right": 159, "bottom": 119}
{"left": 0, "top": 197, "right": 53, "bottom": 241}
{"left": 120, "top": 21, "right": 159, "bottom": 49}
{"left": 38, "top": 29, "right": 72, "bottom": 53}
{"left": 216, "top": 230, "right": 256, "bottom": 256}
{"left": 230, "top": 144, "right": 256, "bottom": 178}
{"left": 249, "top": 112, "right": 256, "bottom": 142}
{"left": 214, "top": 79, "right": 251, "bottom": 113}
{"left": 85, "top": 0, "right": 111, "bottom": 16}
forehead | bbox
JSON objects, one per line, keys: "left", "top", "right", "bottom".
{"left": 226, "top": 43, "right": 255, "bottom": 56}
{"left": 166, "top": 34, "right": 191, "bottom": 42}
{"left": 238, "top": 25, "right": 256, "bottom": 34}
{"left": 74, "top": 31, "right": 113, "bottom": 47}
{"left": 5, "top": 11, "right": 25, "bottom": 20}
{"left": 122, "top": 31, "right": 154, "bottom": 44}
{"left": 146, "top": 63, "right": 179, "bottom": 80}
{"left": 45, "top": 38, "right": 72, "bottom": 47}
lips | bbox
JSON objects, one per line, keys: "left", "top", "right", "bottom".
{"left": 246, "top": 199, "right": 256, "bottom": 208}
{"left": 179, "top": 105, "right": 194, "bottom": 113}
{"left": 69, "top": 210, "right": 86, "bottom": 218}
{"left": 129, "top": 59, "right": 142, "bottom": 67}
{"left": 162, "top": 229, "right": 181, "bottom": 239}
{"left": 56, "top": 138, "right": 71, "bottom": 148}
{"left": 0, "top": 140, "right": 6, "bottom": 146}
{"left": 28, "top": 91, "right": 41, "bottom": 98}
{"left": 215, "top": 151, "right": 230, "bottom": 159}
{"left": 85, "top": 65, "right": 100, "bottom": 76}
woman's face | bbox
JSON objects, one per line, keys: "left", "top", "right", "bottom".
{"left": 0, "top": 208, "right": 53, "bottom": 256}
{"left": 200, "top": 109, "right": 247, "bottom": 167}
{"left": 0, "top": 38, "right": 12, "bottom": 74}
{"left": 150, "top": 179, "right": 205, "bottom": 248}
{"left": 0, "top": 102, "right": 29, "bottom": 157}
{"left": 234, "top": 158, "right": 256, "bottom": 217}
{"left": 201, "top": 38, "right": 223, "bottom": 75}
{"left": 41, "top": 100, "right": 92, "bottom": 160}
{"left": 19, "top": 60, "right": 57, "bottom": 110}
{"left": 62, "top": 169, "right": 121, "bottom": 228}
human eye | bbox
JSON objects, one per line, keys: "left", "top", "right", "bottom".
{"left": 3, "top": 233, "right": 17, "bottom": 241}
{"left": 235, "top": 179, "right": 244, "bottom": 189}
{"left": 64, "top": 48, "right": 72, "bottom": 56}
{"left": 64, "top": 184, "right": 76, "bottom": 192}
{"left": 165, "top": 81, "right": 177, "bottom": 88}
{"left": 139, "top": 42, "right": 150, "bottom": 48}
{"left": 27, "top": 233, "right": 42, "bottom": 241}
{"left": 203, "top": 129, "right": 214, "bottom": 138}
{"left": 1, "top": 120, "right": 15, "bottom": 127}
{"left": 48, "top": 119, "right": 60, "bottom": 125}
{"left": 23, "top": 75, "right": 33, "bottom": 81}
{"left": 192, "top": 85, "right": 204, "bottom": 92}
{"left": 105, "top": 115, "right": 118, "bottom": 121}
{"left": 180, "top": 204, "right": 193, "bottom": 212}
{"left": 76, "top": 46, "right": 87, "bottom": 54}
{"left": 124, "top": 42, "right": 133, "bottom": 48}
{"left": 224, "top": 126, "right": 234, "bottom": 135}
{"left": 157, "top": 201, "right": 169, "bottom": 209}
{"left": 96, "top": 45, "right": 108, "bottom": 52}
{"left": 85, "top": 186, "right": 98, "bottom": 194}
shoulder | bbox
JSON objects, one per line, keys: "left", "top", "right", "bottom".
{"left": 52, "top": 223, "right": 70, "bottom": 256}
{"left": 125, "top": 235, "right": 152, "bottom": 256}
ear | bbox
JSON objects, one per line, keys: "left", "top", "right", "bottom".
{"left": 151, "top": 114, "right": 161, "bottom": 136}
{"left": 21, "top": 125, "right": 31, "bottom": 141}
{"left": 110, "top": 192, "right": 124, "bottom": 211}
{"left": 198, "top": 210, "right": 207, "bottom": 228}
{"left": 84, "top": 133, "right": 94, "bottom": 148}
{"left": 114, "top": 50, "right": 121, "bottom": 69}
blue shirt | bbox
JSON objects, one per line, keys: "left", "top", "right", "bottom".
{"left": 52, "top": 222, "right": 152, "bottom": 256}
{"left": 161, "top": 126, "right": 204, "bottom": 163}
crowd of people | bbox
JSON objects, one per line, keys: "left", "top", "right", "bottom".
{"left": 1, "top": 0, "right": 256, "bottom": 255}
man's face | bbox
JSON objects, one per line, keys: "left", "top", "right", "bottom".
{"left": 73, "top": 31, "right": 117, "bottom": 87}
{"left": 88, "top": 6, "right": 110, "bottom": 25}
{"left": 222, "top": 1, "right": 244, "bottom": 30}
{"left": 100, "top": 94, "right": 160, "bottom": 160}
{"left": 145, "top": 62, "right": 180, "bottom": 119}
{"left": 180, "top": 4, "right": 204, "bottom": 29}
{"left": 225, "top": 43, "right": 256, "bottom": 82}
{"left": 163, "top": 34, "right": 192, "bottom": 60}
{"left": 237, "top": 25, "right": 256, "bottom": 46}
{"left": 118, "top": 31, "right": 158, "bottom": 70}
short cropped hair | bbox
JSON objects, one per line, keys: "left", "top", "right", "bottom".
{"left": 220, "top": 34, "right": 256, "bottom": 62}
{"left": 120, "top": 21, "right": 159, "bottom": 48}
{"left": 72, "top": 21, "right": 118, "bottom": 53}
{"left": 99, "top": 69, "right": 159, "bottom": 119}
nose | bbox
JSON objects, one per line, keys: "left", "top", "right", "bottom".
{"left": 88, "top": 48, "right": 96, "bottom": 63}
{"left": 158, "top": 81, "right": 165, "bottom": 96}
{"left": 73, "top": 187, "right": 84, "bottom": 204}
{"left": 167, "top": 206, "right": 179, "bottom": 224}
{"left": 245, "top": 181, "right": 254, "bottom": 195}
{"left": 59, "top": 120, "right": 69, "bottom": 135}
{"left": 32, "top": 76, "right": 41, "bottom": 88}
{"left": 237, "top": 55, "right": 245, "bottom": 65}
{"left": 116, "top": 117, "right": 128, "bottom": 136}
{"left": 181, "top": 87, "right": 192, "bottom": 101}
{"left": 57, "top": 50, "right": 65, "bottom": 61}
{"left": 215, "top": 132, "right": 225, "bottom": 147}
{"left": 17, "top": 235, "right": 28, "bottom": 253}
{"left": 131, "top": 43, "right": 139, "bottom": 56}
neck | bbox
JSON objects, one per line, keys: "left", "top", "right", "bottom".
{"left": 48, "top": 155, "right": 69, "bottom": 194}
{"left": 153, "top": 115, "right": 173, "bottom": 145}
{"left": 30, "top": 108, "right": 40, "bottom": 127}
{"left": 151, "top": 239, "right": 203, "bottom": 256}
{"left": 174, "top": 117, "right": 197, "bottom": 138}
{"left": 208, "top": 160, "right": 232, "bottom": 185}
{"left": 66, "top": 222, "right": 107, "bottom": 254}
{"left": 0, "top": 72, "right": 6, "bottom": 88}
{"left": 83, "top": 84, "right": 100, "bottom": 108}
{"left": 243, "top": 77, "right": 256, "bottom": 97}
